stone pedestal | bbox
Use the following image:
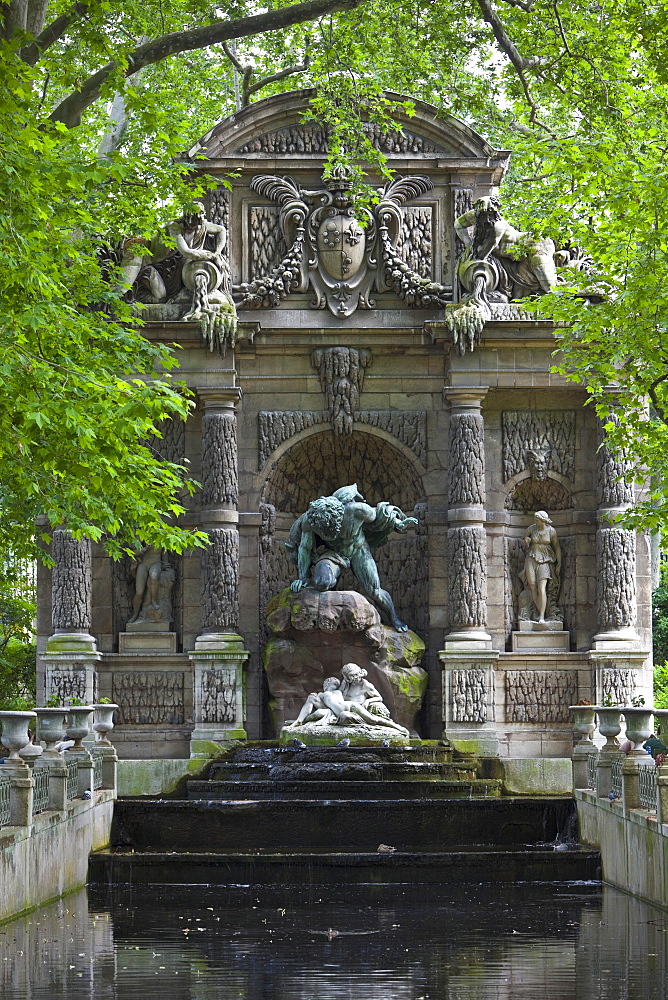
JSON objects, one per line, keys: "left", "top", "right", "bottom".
{"left": 440, "top": 649, "right": 499, "bottom": 756}
{"left": 511, "top": 629, "right": 570, "bottom": 652}
{"left": 119, "top": 630, "right": 177, "bottom": 652}
{"left": 572, "top": 743, "right": 598, "bottom": 790}
{"left": 43, "top": 636, "right": 99, "bottom": 705}
{"left": 189, "top": 632, "right": 249, "bottom": 757}
{"left": 590, "top": 649, "right": 649, "bottom": 707}
{"left": 35, "top": 758, "right": 68, "bottom": 811}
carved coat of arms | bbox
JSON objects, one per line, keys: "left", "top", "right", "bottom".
{"left": 236, "top": 167, "right": 438, "bottom": 318}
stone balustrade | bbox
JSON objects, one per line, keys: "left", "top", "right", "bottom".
{"left": 0, "top": 714, "right": 119, "bottom": 923}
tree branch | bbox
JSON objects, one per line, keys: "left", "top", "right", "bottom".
{"left": 497, "top": 0, "right": 535, "bottom": 9}
{"left": 21, "top": 2, "right": 90, "bottom": 67}
{"left": 246, "top": 55, "right": 311, "bottom": 101}
{"left": 475, "top": 0, "right": 552, "bottom": 131}
{"left": 48, "top": 0, "right": 369, "bottom": 128}
{"left": 648, "top": 373, "right": 668, "bottom": 424}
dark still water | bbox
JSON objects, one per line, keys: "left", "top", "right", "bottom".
{"left": 1, "top": 880, "right": 667, "bottom": 999}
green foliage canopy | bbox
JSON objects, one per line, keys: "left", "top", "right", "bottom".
{"left": 2, "top": 0, "right": 668, "bottom": 556}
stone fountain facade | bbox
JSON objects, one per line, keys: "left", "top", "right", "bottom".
{"left": 35, "top": 89, "right": 653, "bottom": 758}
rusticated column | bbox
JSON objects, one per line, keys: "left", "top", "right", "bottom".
{"left": 190, "top": 386, "right": 248, "bottom": 753}
{"left": 591, "top": 419, "right": 647, "bottom": 700}
{"left": 198, "top": 387, "right": 241, "bottom": 634}
{"left": 595, "top": 427, "right": 636, "bottom": 639}
{"left": 444, "top": 388, "right": 491, "bottom": 647}
{"left": 440, "top": 388, "right": 499, "bottom": 756}
{"left": 44, "top": 529, "right": 99, "bottom": 704}
{"left": 51, "top": 530, "right": 92, "bottom": 634}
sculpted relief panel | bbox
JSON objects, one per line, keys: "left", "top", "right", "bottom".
{"left": 502, "top": 410, "right": 576, "bottom": 484}
{"left": 505, "top": 670, "right": 578, "bottom": 723}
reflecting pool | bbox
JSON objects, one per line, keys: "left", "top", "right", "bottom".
{"left": 1, "top": 880, "right": 666, "bottom": 998}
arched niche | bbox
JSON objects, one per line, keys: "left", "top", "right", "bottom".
{"left": 259, "top": 428, "right": 428, "bottom": 637}
{"left": 261, "top": 428, "right": 425, "bottom": 514}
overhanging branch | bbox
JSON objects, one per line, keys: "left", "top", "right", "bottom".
{"left": 48, "top": 0, "right": 369, "bottom": 128}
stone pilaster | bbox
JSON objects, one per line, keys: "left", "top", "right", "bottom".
{"left": 440, "top": 388, "right": 498, "bottom": 755}
{"left": 190, "top": 385, "right": 249, "bottom": 755}
{"left": 43, "top": 530, "right": 99, "bottom": 703}
{"left": 590, "top": 420, "right": 648, "bottom": 696}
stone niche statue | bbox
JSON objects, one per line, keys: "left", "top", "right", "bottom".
{"left": 283, "top": 662, "right": 409, "bottom": 742}
{"left": 286, "top": 484, "right": 417, "bottom": 632}
{"left": 126, "top": 546, "right": 176, "bottom": 631}
{"left": 116, "top": 202, "right": 238, "bottom": 353}
{"left": 518, "top": 510, "right": 563, "bottom": 627}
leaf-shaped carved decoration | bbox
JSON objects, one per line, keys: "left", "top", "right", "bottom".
{"left": 379, "top": 175, "right": 433, "bottom": 206}
{"left": 251, "top": 173, "right": 303, "bottom": 208}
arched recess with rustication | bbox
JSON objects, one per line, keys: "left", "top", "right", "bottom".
{"left": 259, "top": 429, "right": 429, "bottom": 639}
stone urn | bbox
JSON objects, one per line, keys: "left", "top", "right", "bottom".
{"left": 593, "top": 706, "right": 623, "bottom": 752}
{"left": 569, "top": 705, "right": 596, "bottom": 745}
{"left": 0, "top": 710, "right": 37, "bottom": 764}
{"left": 65, "top": 707, "right": 93, "bottom": 753}
{"left": 34, "top": 707, "right": 68, "bottom": 757}
{"left": 91, "top": 703, "right": 118, "bottom": 745}
{"left": 622, "top": 707, "right": 655, "bottom": 754}
{"left": 652, "top": 707, "right": 668, "bottom": 740}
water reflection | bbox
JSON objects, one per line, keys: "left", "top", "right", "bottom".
{"left": 0, "top": 881, "right": 666, "bottom": 999}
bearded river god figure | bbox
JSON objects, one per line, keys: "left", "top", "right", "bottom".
{"left": 445, "top": 196, "right": 563, "bottom": 354}
{"left": 286, "top": 484, "right": 418, "bottom": 632}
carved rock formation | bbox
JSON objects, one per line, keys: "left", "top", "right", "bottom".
{"left": 258, "top": 409, "right": 427, "bottom": 469}
{"left": 196, "top": 667, "right": 237, "bottom": 724}
{"left": 395, "top": 206, "right": 433, "bottom": 277}
{"left": 504, "top": 478, "right": 574, "bottom": 512}
{"left": 111, "top": 671, "right": 185, "bottom": 725}
{"left": 261, "top": 429, "right": 425, "bottom": 515}
{"left": 597, "top": 419, "right": 634, "bottom": 506}
{"left": 235, "top": 122, "right": 442, "bottom": 156}
{"left": 267, "top": 588, "right": 381, "bottom": 634}
{"left": 249, "top": 205, "right": 286, "bottom": 280}
{"left": 597, "top": 528, "right": 637, "bottom": 630}
{"left": 44, "top": 666, "right": 89, "bottom": 705}
{"left": 502, "top": 410, "right": 575, "bottom": 483}
{"left": 452, "top": 668, "right": 489, "bottom": 723}
{"left": 263, "top": 588, "right": 427, "bottom": 734}
{"left": 601, "top": 668, "right": 637, "bottom": 706}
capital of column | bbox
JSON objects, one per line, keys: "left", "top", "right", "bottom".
{"left": 443, "top": 387, "right": 489, "bottom": 412}
{"left": 197, "top": 384, "right": 242, "bottom": 413}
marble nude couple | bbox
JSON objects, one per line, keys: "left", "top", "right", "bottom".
{"left": 287, "top": 663, "right": 409, "bottom": 737}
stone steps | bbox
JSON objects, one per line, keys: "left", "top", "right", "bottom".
{"left": 205, "top": 761, "right": 476, "bottom": 783}
{"left": 187, "top": 778, "right": 500, "bottom": 799}
{"left": 89, "top": 846, "right": 600, "bottom": 885}
{"left": 110, "top": 797, "right": 576, "bottom": 853}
